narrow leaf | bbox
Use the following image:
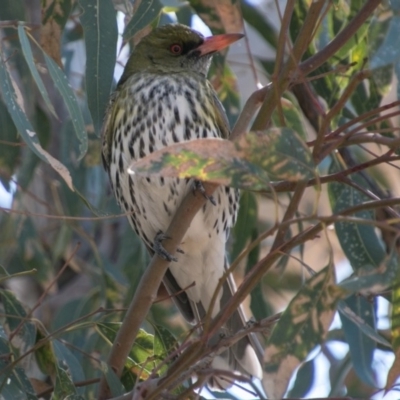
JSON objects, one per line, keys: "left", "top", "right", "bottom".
{"left": 339, "top": 295, "right": 376, "bottom": 386}
{"left": 0, "top": 54, "right": 74, "bottom": 190}
{"left": 43, "top": 53, "right": 88, "bottom": 160}
{"left": 338, "top": 301, "right": 390, "bottom": 347}
{"left": 17, "top": 25, "right": 57, "bottom": 118}
{"left": 329, "top": 157, "right": 386, "bottom": 273}
{"left": 79, "top": 0, "right": 118, "bottom": 135}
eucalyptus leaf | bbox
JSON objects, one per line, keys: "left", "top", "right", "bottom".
{"left": 43, "top": 53, "right": 88, "bottom": 160}
{"left": 79, "top": 0, "right": 118, "bottom": 135}
{"left": 0, "top": 52, "right": 74, "bottom": 189}
{"left": 17, "top": 25, "right": 57, "bottom": 118}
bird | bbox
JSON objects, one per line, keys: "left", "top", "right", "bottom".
{"left": 101, "top": 23, "right": 262, "bottom": 388}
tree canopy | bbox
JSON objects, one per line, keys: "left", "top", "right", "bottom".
{"left": 0, "top": 1, "right": 398, "bottom": 399}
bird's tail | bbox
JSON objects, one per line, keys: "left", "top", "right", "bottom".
{"left": 206, "top": 270, "right": 263, "bottom": 390}
{"left": 163, "top": 261, "right": 263, "bottom": 389}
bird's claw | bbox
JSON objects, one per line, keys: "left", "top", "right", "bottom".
{"left": 154, "top": 232, "right": 178, "bottom": 262}
{"left": 193, "top": 180, "right": 216, "bottom": 206}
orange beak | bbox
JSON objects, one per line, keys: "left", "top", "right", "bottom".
{"left": 197, "top": 33, "right": 244, "bottom": 56}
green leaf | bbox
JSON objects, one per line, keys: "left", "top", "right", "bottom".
{"left": 96, "top": 323, "right": 154, "bottom": 366}
{"left": 263, "top": 263, "right": 345, "bottom": 398}
{"left": 53, "top": 341, "right": 85, "bottom": 386}
{"left": 0, "top": 290, "right": 36, "bottom": 352}
{"left": 339, "top": 252, "right": 399, "bottom": 295}
{"left": 272, "top": 96, "right": 308, "bottom": 139}
{"left": 153, "top": 324, "right": 178, "bottom": 375}
{"left": 79, "top": 0, "right": 118, "bottom": 135}
{"left": 131, "top": 129, "right": 315, "bottom": 190}
{"left": 17, "top": 25, "right": 57, "bottom": 118}
{"left": 232, "top": 191, "right": 258, "bottom": 261}
{"left": 101, "top": 362, "right": 126, "bottom": 396}
{"left": 123, "top": 0, "right": 163, "bottom": 40}
{"left": 337, "top": 301, "right": 390, "bottom": 347}
{"left": 53, "top": 365, "right": 83, "bottom": 400}
{"left": 339, "top": 295, "right": 376, "bottom": 386}
{"left": 0, "top": 324, "right": 37, "bottom": 399}
{"left": 35, "top": 328, "right": 57, "bottom": 377}
{"left": 0, "top": 99, "right": 20, "bottom": 189}
{"left": 0, "top": 52, "right": 74, "bottom": 190}
{"left": 43, "top": 53, "right": 88, "bottom": 160}
{"left": 328, "top": 157, "right": 386, "bottom": 274}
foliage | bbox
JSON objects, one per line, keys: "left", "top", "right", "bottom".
{"left": 0, "top": 0, "right": 398, "bottom": 399}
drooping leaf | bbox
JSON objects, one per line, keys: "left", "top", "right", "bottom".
{"left": 130, "top": 129, "right": 315, "bottom": 190}
{"left": 79, "top": 0, "right": 118, "bottom": 135}
{"left": 328, "top": 157, "right": 386, "bottom": 274}
{"left": 232, "top": 191, "right": 258, "bottom": 261}
{"left": 0, "top": 52, "right": 74, "bottom": 190}
{"left": 263, "top": 263, "right": 344, "bottom": 398}
{"left": 43, "top": 53, "right": 88, "bottom": 160}
{"left": 338, "top": 301, "right": 390, "bottom": 347}
{"left": 339, "top": 295, "right": 376, "bottom": 386}
{"left": 17, "top": 25, "right": 58, "bottom": 118}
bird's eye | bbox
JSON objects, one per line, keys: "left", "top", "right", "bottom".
{"left": 170, "top": 44, "right": 183, "bottom": 55}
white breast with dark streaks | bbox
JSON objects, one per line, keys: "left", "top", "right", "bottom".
{"left": 109, "top": 72, "right": 239, "bottom": 313}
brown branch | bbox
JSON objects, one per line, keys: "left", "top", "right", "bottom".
{"left": 98, "top": 186, "right": 215, "bottom": 399}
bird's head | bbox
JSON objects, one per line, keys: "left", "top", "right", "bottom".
{"left": 119, "top": 24, "right": 243, "bottom": 84}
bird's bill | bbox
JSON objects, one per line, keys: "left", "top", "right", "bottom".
{"left": 196, "top": 33, "right": 244, "bottom": 56}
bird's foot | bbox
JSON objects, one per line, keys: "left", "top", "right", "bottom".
{"left": 193, "top": 180, "right": 216, "bottom": 206}
{"left": 154, "top": 232, "right": 178, "bottom": 262}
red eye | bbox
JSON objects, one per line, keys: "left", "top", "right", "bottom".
{"left": 170, "top": 44, "right": 182, "bottom": 55}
